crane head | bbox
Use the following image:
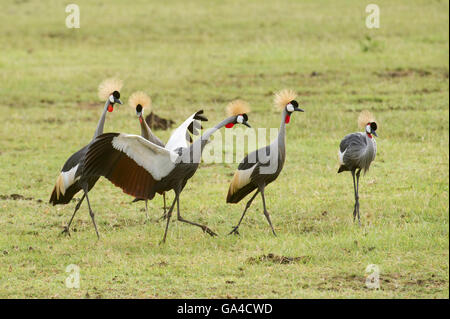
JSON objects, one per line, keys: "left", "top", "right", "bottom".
{"left": 225, "top": 100, "right": 251, "bottom": 128}
{"left": 225, "top": 113, "right": 251, "bottom": 128}
{"left": 284, "top": 100, "right": 304, "bottom": 124}
{"left": 365, "top": 122, "right": 378, "bottom": 138}
{"left": 107, "top": 91, "right": 123, "bottom": 112}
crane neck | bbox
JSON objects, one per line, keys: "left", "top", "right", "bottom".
{"left": 139, "top": 115, "right": 165, "bottom": 147}
{"left": 188, "top": 116, "right": 235, "bottom": 162}
{"left": 277, "top": 109, "right": 287, "bottom": 148}
{"left": 93, "top": 99, "right": 110, "bottom": 139}
{"left": 139, "top": 115, "right": 152, "bottom": 141}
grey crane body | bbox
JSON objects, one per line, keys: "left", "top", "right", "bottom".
{"left": 131, "top": 108, "right": 208, "bottom": 218}
{"left": 227, "top": 105, "right": 303, "bottom": 236}
{"left": 338, "top": 120, "right": 378, "bottom": 225}
{"left": 81, "top": 114, "right": 250, "bottom": 242}
{"left": 49, "top": 93, "right": 122, "bottom": 238}
{"left": 338, "top": 132, "right": 377, "bottom": 174}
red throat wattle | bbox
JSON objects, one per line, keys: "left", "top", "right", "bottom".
{"left": 139, "top": 117, "right": 143, "bottom": 123}
{"left": 285, "top": 115, "right": 291, "bottom": 124}
{"left": 225, "top": 123, "right": 234, "bottom": 128}
{"left": 367, "top": 133, "right": 372, "bottom": 138}
{"left": 107, "top": 104, "right": 113, "bottom": 112}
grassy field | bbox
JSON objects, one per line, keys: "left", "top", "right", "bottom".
{"left": 0, "top": 0, "right": 448, "bottom": 298}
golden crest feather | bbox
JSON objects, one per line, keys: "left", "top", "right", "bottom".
{"left": 358, "top": 110, "right": 376, "bottom": 128}
{"left": 128, "top": 91, "right": 151, "bottom": 109}
{"left": 98, "top": 78, "right": 123, "bottom": 100}
{"left": 274, "top": 89, "right": 297, "bottom": 110}
{"left": 226, "top": 99, "right": 250, "bottom": 116}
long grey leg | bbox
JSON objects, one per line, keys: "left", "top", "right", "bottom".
{"left": 163, "top": 193, "right": 167, "bottom": 216}
{"left": 144, "top": 200, "right": 149, "bottom": 220}
{"left": 356, "top": 169, "right": 362, "bottom": 226}
{"left": 228, "top": 190, "right": 259, "bottom": 235}
{"left": 351, "top": 170, "right": 357, "bottom": 222}
{"left": 176, "top": 195, "right": 217, "bottom": 237}
{"left": 259, "top": 185, "right": 276, "bottom": 236}
{"left": 83, "top": 187, "right": 100, "bottom": 239}
{"left": 161, "top": 194, "right": 178, "bottom": 244}
{"left": 159, "top": 193, "right": 169, "bottom": 221}
{"left": 62, "top": 194, "right": 85, "bottom": 235}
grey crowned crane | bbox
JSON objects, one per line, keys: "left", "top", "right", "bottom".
{"left": 81, "top": 100, "right": 251, "bottom": 243}
{"left": 338, "top": 110, "right": 378, "bottom": 225}
{"left": 128, "top": 91, "right": 207, "bottom": 219}
{"left": 226, "top": 90, "right": 304, "bottom": 236}
{"left": 49, "top": 78, "right": 123, "bottom": 238}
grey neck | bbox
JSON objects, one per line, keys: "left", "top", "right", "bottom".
{"left": 277, "top": 109, "right": 287, "bottom": 149}
{"left": 93, "top": 100, "right": 110, "bottom": 139}
{"left": 188, "top": 116, "right": 235, "bottom": 163}
{"left": 365, "top": 133, "right": 376, "bottom": 152}
{"left": 140, "top": 115, "right": 165, "bottom": 147}
{"left": 139, "top": 116, "right": 151, "bottom": 140}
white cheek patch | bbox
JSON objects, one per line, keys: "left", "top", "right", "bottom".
{"left": 366, "top": 124, "right": 371, "bottom": 133}
{"left": 286, "top": 104, "right": 294, "bottom": 112}
{"left": 237, "top": 115, "right": 243, "bottom": 124}
{"left": 109, "top": 95, "right": 115, "bottom": 103}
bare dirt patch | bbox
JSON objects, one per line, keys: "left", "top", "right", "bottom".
{"left": 375, "top": 68, "right": 432, "bottom": 78}
{"left": 315, "top": 273, "right": 447, "bottom": 292}
{"left": 0, "top": 193, "right": 43, "bottom": 203}
{"left": 145, "top": 112, "right": 175, "bottom": 131}
{"left": 247, "top": 253, "right": 312, "bottom": 265}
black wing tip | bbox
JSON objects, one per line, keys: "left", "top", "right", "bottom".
{"left": 194, "top": 110, "right": 208, "bottom": 122}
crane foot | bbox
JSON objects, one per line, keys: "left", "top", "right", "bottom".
{"left": 202, "top": 226, "right": 218, "bottom": 237}
{"left": 61, "top": 226, "right": 71, "bottom": 237}
{"left": 228, "top": 227, "right": 240, "bottom": 236}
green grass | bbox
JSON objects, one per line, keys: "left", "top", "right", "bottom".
{"left": 0, "top": 0, "right": 448, "bottom": 298}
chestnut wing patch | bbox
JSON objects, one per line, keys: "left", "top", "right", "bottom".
{"left": 83, "top": 133, "right": 177, "bottom": 200}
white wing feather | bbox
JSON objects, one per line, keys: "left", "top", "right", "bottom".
{"left": 111, "top": 134, "right": 179, "bottom": 180}
{"left": 165, "top": 112, "right": 198, "bottom": 151}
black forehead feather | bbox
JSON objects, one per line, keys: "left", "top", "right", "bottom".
{"left": 112, "top": 91, "right": 120, "bottom": 99}
{"left": 136, "top": 104, "right": 142, "bottom": 112}
{"left": 242, "top": 113, "right": 248, "bottom": 121}
{"left": 290, "top": 100, "right": 298, "bottom": 107}
{"left": 370, "top": 122, "right": 377, "bottom": 130}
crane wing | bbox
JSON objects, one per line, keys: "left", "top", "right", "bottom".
{"left": 165, "top": 110, "right": 207, "bottom": 151}
{"left": 338, "top": 132, "right": 367, "bottom": 167}
{"left": 83, "top": 133, "right": 179, "bottom": 199}
{"left": 226, "top": 145, "right": 273, "bottom": 203}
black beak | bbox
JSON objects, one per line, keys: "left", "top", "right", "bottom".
{"left": 115, "top": 98, "right": 123, "bottom": 105}
{"left": 294, "top": 107, "right": 304, "bottom": 112}
{"left": 372, "top": 131, "right": 378, "bottom": 137}
{"left": 243, "top": 122, "right": 251, "bottom": 128}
